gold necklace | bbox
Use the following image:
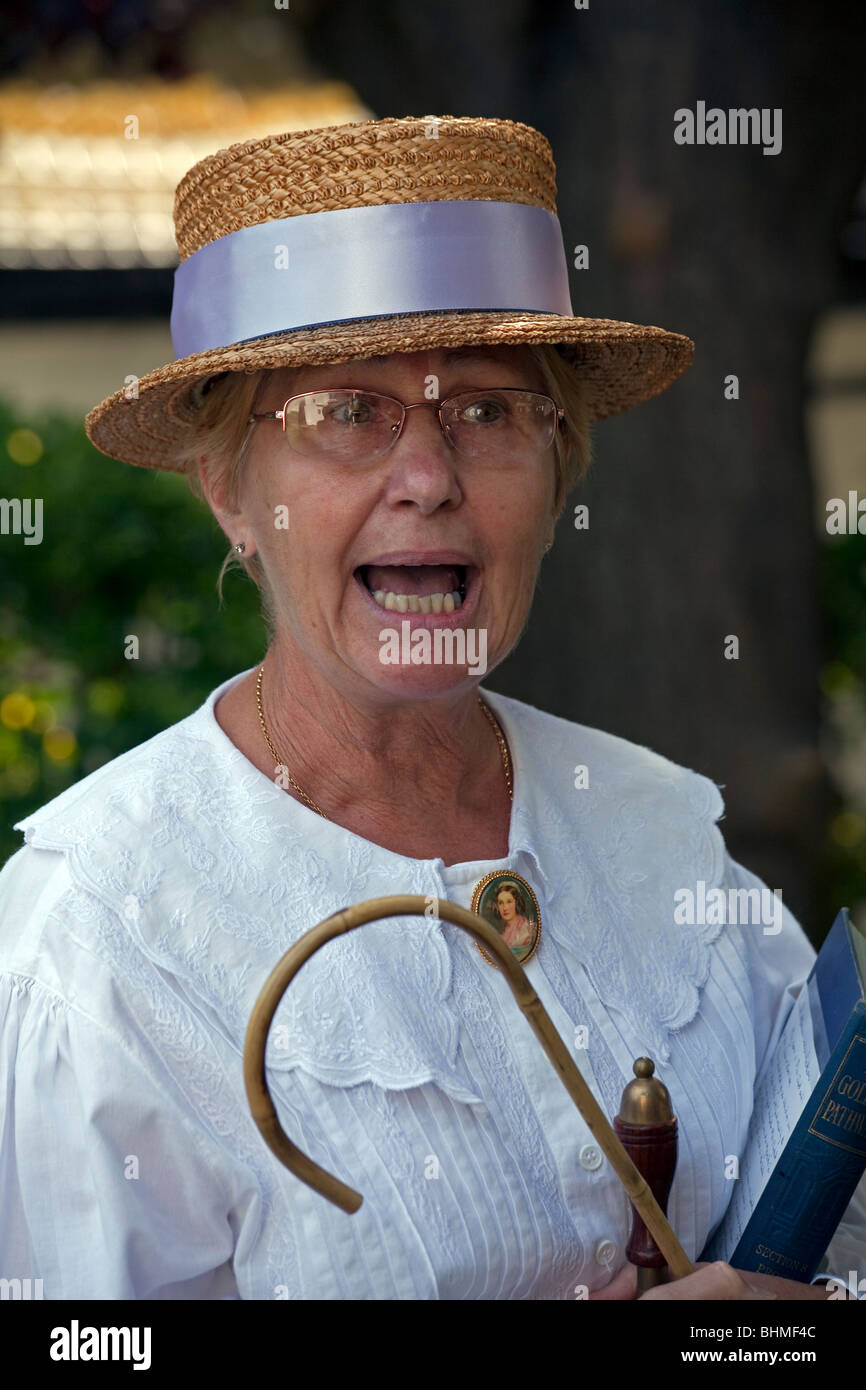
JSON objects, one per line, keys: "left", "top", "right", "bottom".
{"left": 255, "top": 661, "right": 513, "bottom": 821}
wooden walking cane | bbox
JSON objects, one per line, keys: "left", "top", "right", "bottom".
{"left": 243, "top": 894, "right": 693, "bottom": 1282}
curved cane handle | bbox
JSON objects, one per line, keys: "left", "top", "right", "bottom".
{"left": 242, "top": 894, "right": 693, "bottom": 1280}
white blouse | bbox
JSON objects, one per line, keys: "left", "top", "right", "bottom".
{"left": 0, "top": 666, "right": 863, "bottom": 1300}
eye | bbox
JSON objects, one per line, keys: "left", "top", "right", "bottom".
{"left": 332, "top": 400, "right": 369, "bottom": 425}
{"left": 460, "top": 395, "right": 508, "bottom": 425}
{"left": 328, "top": 394, "right": 377, "bottom": 426}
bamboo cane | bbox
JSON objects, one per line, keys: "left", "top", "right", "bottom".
{"left": 243, "top": 894, "right": 694, "bottom": 1281}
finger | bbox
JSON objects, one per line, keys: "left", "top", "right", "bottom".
{"left": 639, "top": 1260, "right": 776, "bottom": 1301}
{"left": 588, "top": 1262, "right": 638, "bottom": 1300}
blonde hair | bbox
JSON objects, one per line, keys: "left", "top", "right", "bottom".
{"left": 174, "top": 344, "right": 594, "bottom": 624}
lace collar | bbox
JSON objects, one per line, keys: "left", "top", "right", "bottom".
{"left": 16, "top": 667, "right": 727, "bottom": 1079}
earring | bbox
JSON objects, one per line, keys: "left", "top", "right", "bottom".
{"left": 544, "top": 541, "right": 553, "bottom": 553}
{"left": 234, "top": 542, "right": 246, "bottom": 554}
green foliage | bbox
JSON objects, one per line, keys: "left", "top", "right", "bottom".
{"left": 0, "top": 396, "right": 264, "bottom": 869}
{"left": 2, "top": 397, "right": 865, "bottom": 925}
{"left": 822, "top": 533, "right": 866, "bottom": 684}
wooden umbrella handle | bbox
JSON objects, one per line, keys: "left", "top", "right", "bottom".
{"left": 243, "top": 894, "right": 694, "bottom": 1281}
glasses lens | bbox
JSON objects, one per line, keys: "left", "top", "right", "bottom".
{"left": 283, "top": 391, "right": 401, "bottom": 462}
{"left": 443, "top": 391, "right": 557, "bottom": 460}
{"left": 280, "top": 388, "right": 557, "bottom": 464}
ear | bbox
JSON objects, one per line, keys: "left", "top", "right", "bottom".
{"left": 197, "top": 455, "right": 241, "bottom": 542}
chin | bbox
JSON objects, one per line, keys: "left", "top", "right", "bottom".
{"left": 356, "top": 660, "right": 487, "bottom": 703}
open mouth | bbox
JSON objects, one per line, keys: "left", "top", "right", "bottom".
{"left": 356, "top": 562, "right": 471, "bottom": 613}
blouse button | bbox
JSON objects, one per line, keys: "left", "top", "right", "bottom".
{"left": 596, "top": 1239, "right": 617, "bottom": 1265}
{"left": 578, "top": 1143, "right": 603, "bottom": 1171}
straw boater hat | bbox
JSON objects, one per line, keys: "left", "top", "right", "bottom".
{"left": 84, "top": 114, "right": 694, "bottom": 472}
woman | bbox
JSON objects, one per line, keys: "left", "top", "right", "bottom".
{"left": 494, "top": 884, "right": 535, "bottom": 954}
{"left": 0, "top": 115, "right": 862, "bottom": 1300}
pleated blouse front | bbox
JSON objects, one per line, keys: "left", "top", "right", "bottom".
{"left": 0, "top": 666, "right": 851, "bottom": 1299}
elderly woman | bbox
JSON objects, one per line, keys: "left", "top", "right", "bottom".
{"left": 0, "top": 115, "right": 862, "bottom": 1301}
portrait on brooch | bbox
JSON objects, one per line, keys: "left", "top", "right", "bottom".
{"left": 471, "top": 871, "right": 542, "bottom": 968}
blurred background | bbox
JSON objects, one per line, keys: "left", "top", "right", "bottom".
{"left": 0, "top": 0, "right": 865, "bottom": 943}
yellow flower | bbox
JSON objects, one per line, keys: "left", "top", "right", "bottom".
{"left": 6, "top": 429, "right": 43, "bottom": 465}
{"left": 43, "top": 728, "right": 77, "bottom": 762}
{"left": 1, "top": 692, "right": 36, "bottom": 729}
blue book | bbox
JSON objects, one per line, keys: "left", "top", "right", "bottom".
{"left": 701, "top": 908, "right": 866, "bottom": 1282}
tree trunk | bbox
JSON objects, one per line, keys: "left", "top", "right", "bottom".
{"left": 293, "top": 0, "right": 866, "bottom": 933}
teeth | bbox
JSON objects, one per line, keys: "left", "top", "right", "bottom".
{"left": 368, "top": 589, "right": 463, "bottom": 612}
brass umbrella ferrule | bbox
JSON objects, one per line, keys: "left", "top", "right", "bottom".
{"left": 619, "top": 1057, "right": 676, "bottom": 1124}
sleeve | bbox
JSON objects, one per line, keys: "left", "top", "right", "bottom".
{"left": 724, "top": 853, "right": 815, "bottom": 1094}
{"left": 725, "top": 853, "right": 866, "bottom": 1298}
{"left": 0, "top": 847, "right": 245, "bottom": 1300}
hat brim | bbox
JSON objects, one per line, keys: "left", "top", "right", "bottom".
{"left": 84, "top": 309, "right": 694, "bottom": 471}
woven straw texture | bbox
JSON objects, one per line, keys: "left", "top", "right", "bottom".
{"left": 84, "top": 114, "right": 694, "bottom": 471}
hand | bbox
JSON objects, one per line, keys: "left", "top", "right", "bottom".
{"left": 590, "top": 1260, "right": 833, "bottom": 1300}
{"left": 588, "top": 1262, "right": 638, "bottom": 1300}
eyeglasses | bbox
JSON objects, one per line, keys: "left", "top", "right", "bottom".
{"left": 248, "top": 388, "right": 565, "bottom": 466}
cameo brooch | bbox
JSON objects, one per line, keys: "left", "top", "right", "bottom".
{"left": 469, "top": 870, "right": 542, "bottom": 969}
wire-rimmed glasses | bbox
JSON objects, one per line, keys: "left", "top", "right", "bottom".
{"left": 247, "top": 388, "right": 565, "bottom": 466}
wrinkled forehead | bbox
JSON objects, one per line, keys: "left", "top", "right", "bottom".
{"left": 260, "top": 343, "right": 544, "bottom": 397}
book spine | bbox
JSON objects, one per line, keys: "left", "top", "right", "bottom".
{"left": 729, "top": 1005, "right": 866, "bottom": 1282}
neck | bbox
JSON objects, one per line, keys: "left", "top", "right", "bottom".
{"left": 250, "top": 636, "right": 508, "bottom": 850}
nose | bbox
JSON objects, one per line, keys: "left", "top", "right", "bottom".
{"left": 381, "top": 400, "right": 462, "bottom": 512}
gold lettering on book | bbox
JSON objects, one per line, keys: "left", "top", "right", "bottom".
{"left": 754, "top": 1245, "right": 807, "bottom": 1274}
{"left": 819, "top": 1097, "right": 866, "bottom": 1136}
{"left": 808, "top": 1035, "right": 866, "bottom": 1155}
